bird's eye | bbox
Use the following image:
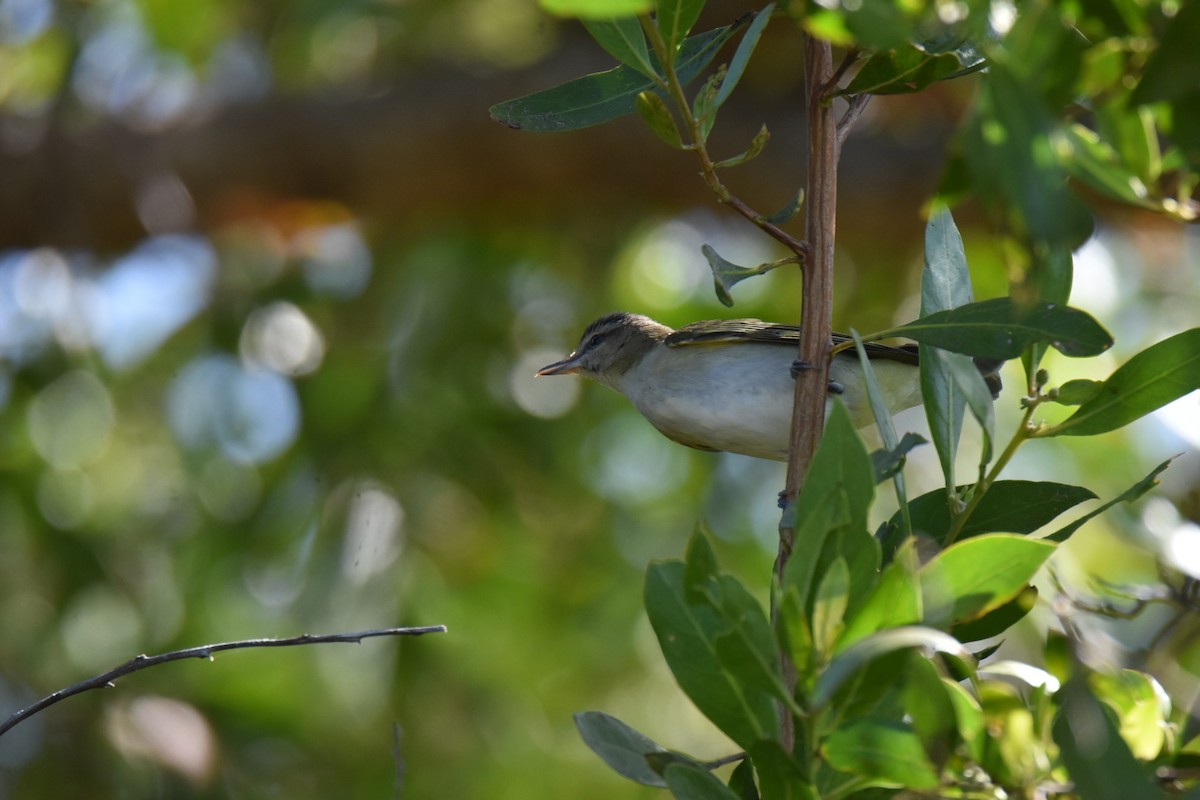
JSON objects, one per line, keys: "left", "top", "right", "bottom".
{"left": 587, "top": 334, "right": 603, "bottom": 349}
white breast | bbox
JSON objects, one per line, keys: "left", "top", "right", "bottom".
{"left": 611, "top": 343, "right": 922, "bottom": 461}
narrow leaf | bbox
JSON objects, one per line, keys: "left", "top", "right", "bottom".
{"left": 713, "top": 3, "right": 774, "bottom": 109}
{"left": 897, "top": 480, "right": 1097, "bottom": 545}
{"left": 845, "top": 45, "right": 982, "bottom": 95}
{"left": 885, "top": 297, "right": 1113, "bottom": 360}
{"left": 657, "top": 0, "right": 706, "bottom": 54}
{"left": 762, "top": 188, "right": 804, "bottom": 224}
{"left": 1041, "top": 328, "right": 1200, "bottom": 437}
{"left": 713, "top": 124, "right": 770, "bottom": 168}
{"left": 637, "top": 91, "right": 684, "bottom": 147}
{"left": 582, "top": 16, "right": 656, "bottom": 78}
{"left": 490, "top": 24, "right": 738, "bottom": 132}
{"left": 574, "top": 711, "right": 669, "bottom": 787}
{"left": 1045, "top": 458, "right": 1173, "bottom": 543}
{"left": 919, "top": 208, "right": 975, "bottom": 488}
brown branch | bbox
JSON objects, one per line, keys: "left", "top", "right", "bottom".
{"left": 773, "top": 28, "right": 839, "bottom": 755}
{"left": 0, "top": 625, "right": 447, "bottom": 738}
{"left": 836, "top": 94, "right": 872, "bottom": 154}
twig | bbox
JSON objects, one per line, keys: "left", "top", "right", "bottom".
{"left": 836, "top": 94, "right": 871, "bottom": 154}
{"left": 638, "top": 15, "right": 810, "bottom": 261}
{"left": 0, "top": 625, "right": 447, "bottom": 738}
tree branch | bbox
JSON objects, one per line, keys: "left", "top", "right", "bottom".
{"left": 772, "top": 27, "right": 839, "bottom": 756}
{"left": 0, "top": 625, "right": 447, "bottom": 738}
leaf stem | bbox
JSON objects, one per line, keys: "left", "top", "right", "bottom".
{"left": 639, "top": 15, "right": 810, "bottom": 259}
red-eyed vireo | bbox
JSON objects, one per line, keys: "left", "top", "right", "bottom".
{"left": 537, "top": 312, "right": 1002, "bottom": 462}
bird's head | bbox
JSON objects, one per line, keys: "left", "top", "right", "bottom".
{"left": 536, "top": 312, "right": 670, "bottom": 387}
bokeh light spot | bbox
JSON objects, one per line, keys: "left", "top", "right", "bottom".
{"left": 341, "top": 481, "right": 404, "bottom": 585}
{"left": 167, "top": 354, "right": 300, "bottom": 464}
{"left": 27, "top": 369, "right": 114, "bottom": 468}
{"left": 239, "top": 301, "right": 325, "bottom": 376}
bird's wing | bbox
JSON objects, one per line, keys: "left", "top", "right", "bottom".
{"left": 666, "top": 319, "right": 920, "bottom": 366}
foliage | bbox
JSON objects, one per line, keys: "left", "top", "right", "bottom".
{"left": 496, "top": 0, "right": 1200, "bottom": 797}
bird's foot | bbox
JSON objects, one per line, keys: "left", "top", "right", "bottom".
{"left": 827, "top": 380, "right": 844, "bottom": 395}
{"left": 789, "top": 359, "right": 812, "bottom": 379}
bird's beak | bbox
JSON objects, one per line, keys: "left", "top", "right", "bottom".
{"left": 536, "top": 353, "right": 583, "bottom": 376}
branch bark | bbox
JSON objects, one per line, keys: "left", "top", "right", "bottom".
{"left": 773, "top": 29, "right": 838, "bottom": 755}
{"left": 0, "top": 625, "right": 447, "bottom": 738}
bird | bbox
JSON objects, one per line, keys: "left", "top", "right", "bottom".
{"left": 536, "top": 312, "right": 1002, "bottom": 462}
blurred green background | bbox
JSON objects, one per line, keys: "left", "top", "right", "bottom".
{"left": 0, "top": 0, "right": 1198, "bottom": 797}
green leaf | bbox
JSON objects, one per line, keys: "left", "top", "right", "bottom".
{"left": 657, "top": 0, "right": 706, "bottom": 54}
{"left": 904, "top": 656, "right": 958, "bottom": 770}
{"left": 1041, "top": 328, "right": 1200, "bottom": 436}
{"left": 782, "top": 401, "right": 879, "bottom": 623}
{"left": 951, "top": 585, "right": 1038, "bottom": 642}
{"left": 702, "top": 244, "right": 767, "bottom": 307}
{"left": 746, "top": 741, "right": 811, "bottom": 800}
{"left": 582, "top": 16, "right": 656, "bottom": 78}
{"left": 712, "top": 3, "right": 774, "bottom": 110}
{"left": 574, "top": 711, "right": 669, "bottom": 787}
{"left": 1022, "top": 245, "right": 1075, "bottom": 375}
{"left": 1044, "top": 458, "right": 1173, "bottom": 543}
{"left": 645, "top": 562, "right": 781, "bottom": 749}
{"left": 684, "top": 529, "right": 720, "bottom": 603}
{"left": 822, "top": 719, "right": 941, "bottom": 789}
{"left": 490, "top": 24, "right": 738, "bottom": 132}
{"left": 920, "top": 535, "right": 1055, "bottom": 627}
{"left": 713, "top": 124, "right": 770, "bottom": 168}
{"left": 844, "top": 44, "right": 983, "bottom": 95}
{"left": 933, "top": 347, "right": 995, "bottom": 472}
{"left": 692, "top": 68, "right": 724, "bottom": 141}
{"left": 897, "top": 480, "right": 1097, "bottom": 545}
{"left": 1053, "top": 677, "right": 1164, "bottom": 800}
{"left": 885, "top": 297, "right": 1113, "bottom": 360}
{"left": 813, "top": 626, "right": 972, "bottom": 711}
{"left": 838, "top": 540, "right": 922, "bottom": 650}
{"left": 762, "top": 188, "right": 804, "bottom": 224}
{"left": 811, "top": 557, "right": 850, "bottom": 658}
{"left": 540, "top": 0, "right": 654, "bottom": 17}
{"left": 1129, "top": 0, "right": 1200, "bottom": 106}
{"left": 664, "top": 762, "right": 743, "bottom": 800}
{"left": 870, "top": 432, "right": 926, "bottom": 484}
{"left": 942, "top": 678, "right": 985, "bottom": 762}
{"left": 1061, "top": 124, "right": 1156, "bottom": 209}
{"left": 1051, "top": 378, "right": 1104, "bottom": 406}
{"left": 727, "top": 759, "right": 758, "bottom": 800}
{"left": 1091, "top": 669, "right": 1169, "bottom": 761}
{"left": 919, "top": 208, "right": 975, "bottom": 491}
{"left": 636, "top": 91, "right": 685, "bottom": 147}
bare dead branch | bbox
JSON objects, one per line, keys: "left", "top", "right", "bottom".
{"left": 0, "top": 625, "right": 447, "bottom": 738}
